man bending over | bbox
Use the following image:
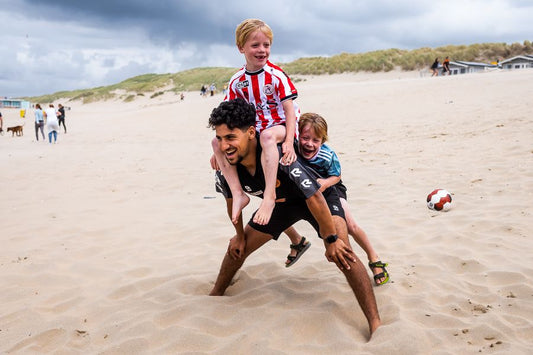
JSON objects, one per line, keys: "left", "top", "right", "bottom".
{"left": 207, "top": 98, "right": 381, "bottom": 338}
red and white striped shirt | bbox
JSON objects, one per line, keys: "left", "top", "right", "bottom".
{"left": 225, "top": 61, "right": 299, "bottom": 132}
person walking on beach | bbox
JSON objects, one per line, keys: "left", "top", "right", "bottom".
{"left": 442, "top": 56, "right": 451, "bottom": 75}
{"left": 34, "top": 104, "right": 45, "bottom": 141}
{"left": 44, "top": 104, "right": 59, "bottom": 144}
{"left": 431, "top": 58, "right": 440, "bottom": 76}
{"left": 57, "top": 104, "right": 67, "bottom": 133}
{"left": 208, "top": 98, "right": 381, "bottom": 339}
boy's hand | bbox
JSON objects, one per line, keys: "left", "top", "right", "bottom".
{"left": 317, "top": 178, "right": 327, "bottom": 192}
{"left": 210, "top": 154, "right": 220, "bottom": 170}
{"left": 281, "top": 141, "right": 297, "bottom": 165}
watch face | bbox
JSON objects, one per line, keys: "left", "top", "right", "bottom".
{"left": 326, "top": 235, "right": 338, "bottom": 243}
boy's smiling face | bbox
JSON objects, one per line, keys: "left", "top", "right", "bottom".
{"left": 298, "top": 124, "right": 323, "bottom": 160}
{"left": 239, "top": 29, "right": 271, "bottom": 72}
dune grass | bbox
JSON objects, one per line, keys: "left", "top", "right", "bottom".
{"left": 27, "top": 41, "right": 532, "bottom": 104}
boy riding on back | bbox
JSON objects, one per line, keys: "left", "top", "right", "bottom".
{"left": 295, "top": 112, "right": 390, "bottom": 285}
{"left": 211, "top": 18, "right": 299, "bottom": 228}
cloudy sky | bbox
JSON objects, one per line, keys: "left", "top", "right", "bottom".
{"left": 1, "top": 0, "right": 531, "bottom": 97}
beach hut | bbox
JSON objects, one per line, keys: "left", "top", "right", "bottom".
{"left": 0, "top": 98, "right": 30, "bottom": 109}
{"left": 448, "top": 61, "right": 469, "bottom": 75}
{"left": 499, "top": 55, "right": 533, "bottom": 70}
{"left": 447, "top": 61, "right": 497, "bottom": 75}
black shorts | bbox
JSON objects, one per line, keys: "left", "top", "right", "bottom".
{"left": 335, "top": 182, "right": 347, "bottom": 200}
{"left": 248, "top": 188, "right": 345, "bottom": 240}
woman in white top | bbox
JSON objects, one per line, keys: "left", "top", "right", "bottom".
{"left": 44, "top": 104, "right": 59, "bottom": 143}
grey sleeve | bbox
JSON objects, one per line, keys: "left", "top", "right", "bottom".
{"left": 278, "top": 149, "right": 321, "bottom": 199}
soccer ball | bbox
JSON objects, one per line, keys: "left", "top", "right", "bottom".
{"left": 427, "top": 189, "right": 452, "bottom": 211}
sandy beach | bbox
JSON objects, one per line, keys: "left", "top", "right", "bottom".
{"left": 1, "top": 69, "right": 532, "bottom": 354}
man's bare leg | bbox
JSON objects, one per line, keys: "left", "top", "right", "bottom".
{"left": 332, "top": 216, "right": 381, "bottom": 337}
{"left": 341, "top": 198, "right": 387, "bottom": 285}
{"left": 210, "top": 227, "right": 272, "bottom": 296}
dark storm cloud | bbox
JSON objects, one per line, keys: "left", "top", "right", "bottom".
{"left": 1, "top": 0, "right": 531, "bottom": 97}
{"left": 24, "top": 0, "right": 237, "bottom": 45}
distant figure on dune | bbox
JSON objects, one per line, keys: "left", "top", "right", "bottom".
{"left": 431, "top": 58, "right": 439, "bottom": 76}
{"left": 442, "top": 56, "right": 451, "bottom": 75}
{"left": 57, "top": 103, "right": 67, "bottom": 133}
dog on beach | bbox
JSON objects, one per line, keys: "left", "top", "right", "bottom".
{"left": 7, "top": 125, "right": 24, "bottom": 137}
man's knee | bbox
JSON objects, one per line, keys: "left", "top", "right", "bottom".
{"left": 332, "top": 216, "right": 349, "bottom": 240}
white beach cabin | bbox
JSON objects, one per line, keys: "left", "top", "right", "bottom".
{"left": 499, "top": 55, "right": 533, "bottom": 70}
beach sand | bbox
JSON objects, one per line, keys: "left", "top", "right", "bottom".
{"left": 1, "top": 69, "right": 532, "bottom": 354}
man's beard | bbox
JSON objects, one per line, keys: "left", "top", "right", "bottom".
{"left": 227, "top": 155, "right": 243, "bottom": 165}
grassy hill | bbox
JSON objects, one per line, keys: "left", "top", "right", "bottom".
{"left": 28, "top": 41, "right": 532, "bottom": 104}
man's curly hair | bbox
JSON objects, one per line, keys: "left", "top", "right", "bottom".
{"left": 208, "top": 98, "right": 256, "bottom": 130}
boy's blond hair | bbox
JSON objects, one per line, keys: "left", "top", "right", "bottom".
{"left": 235, "top": 18, "right": 273, "bottom": 49}
{"left": 299, "top": 113, "right": 329, "bottom": 143}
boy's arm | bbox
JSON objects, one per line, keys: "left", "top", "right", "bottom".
{"left": 281, "top": 99, "right": 296, "bottom": 164}
{"left": 317, "top": 148, "right": 342, "bottom": 191}
{"left": 317, "top": 175, "right": 341, "bottom": 192}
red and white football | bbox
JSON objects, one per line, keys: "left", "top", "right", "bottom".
{"left": 427, "top": 189, "right": 452, "bottom": 211}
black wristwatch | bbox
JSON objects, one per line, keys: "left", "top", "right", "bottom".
{"left": 324, "top": 234, "right": 338, "bottom": 244}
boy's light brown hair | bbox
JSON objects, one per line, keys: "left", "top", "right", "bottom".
{"left": 299, "top": 113, "right": 329, "bottom": 143}
{"left": 235, "top": 18, "right": 273, "bottom": 49}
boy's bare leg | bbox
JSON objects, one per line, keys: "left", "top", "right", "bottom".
{"left": 283, "top": 226, "right": 310, "bottom": 266}
{"left": 212, "top": 137, "right": 249, "bottom": 224}
{"left": 340, "top": 198, "right": 386, "bottom": 284}
{"left": 253, "top": 126, "right": 285, "bottom": 225}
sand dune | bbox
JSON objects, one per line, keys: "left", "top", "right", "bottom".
{"left": 1, "top": 69, "right": 532, "bottom": 354}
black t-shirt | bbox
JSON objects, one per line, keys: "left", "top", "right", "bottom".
{"left": 216, "top": 140, "right": 321, "bottom": 201}
{"left": 214, "top": 138, "right": 346, "bottom": 239}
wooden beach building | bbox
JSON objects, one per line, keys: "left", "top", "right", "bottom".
{"left": 499, "top": 55, "right": 533, "bottom": 70}
{"left": 0, "top": 98, "right": 31, "bottom": 109}
{"left": 448, "top": 61, "right": 498, "bottom": 75}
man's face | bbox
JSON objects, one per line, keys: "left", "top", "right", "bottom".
{"left": 215, "top": 124, "right": 255, "bottom": 165}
